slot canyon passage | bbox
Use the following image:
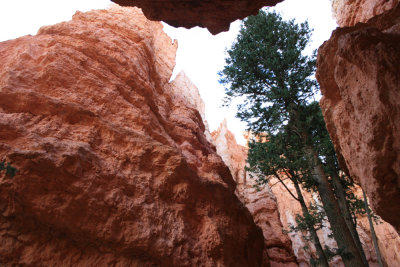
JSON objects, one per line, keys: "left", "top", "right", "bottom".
{"left": 0, "top": 0, "right": 399, "bottom": 266}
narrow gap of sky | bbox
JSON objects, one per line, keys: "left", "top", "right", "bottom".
{"left": 0, "top": 0, "right": 337, "bottom": 145}
{"left": 164, "top": 0, "right": 338, "bottom": 145}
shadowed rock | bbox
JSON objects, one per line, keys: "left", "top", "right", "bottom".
{"left": 212, "top": 121, "right": 298, "bottom": 266}
{"left": 112, "top": 0, "right": 283, "bottom": 34}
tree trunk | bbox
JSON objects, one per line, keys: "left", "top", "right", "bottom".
{"left": 362, "top": 189, "right": 384, "bottom": 267}
{"left": 309, "top": 149, "right": 367, "bottom": 267}
{"left": 288, "top": 108, "right": 366, "bottom": 266}
{"left": 330, "top": 170, "right": 369, "bottom": 266}
{"left": 293, "top": 179, "right": 330, "bottom": 267}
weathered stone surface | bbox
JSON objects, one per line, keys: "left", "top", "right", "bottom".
{"left": 112, "top": 0, "right": 283, "bottom": 34}
{"left": 243, "top": 184, "right": 298, "bottom": 267}
{"left": 212, "top": 121, "right": 298, "bottom": 267}
{"left": 0, "top": 6, "right": 264, "bottom": 266}
{"left": 317, "top": 4, "right": 400, "bottom": 233}
{"left": 332, "top": 0, "right": 400, "bottom": 27}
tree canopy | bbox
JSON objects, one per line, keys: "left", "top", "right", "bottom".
{"left": 220, "top": 10, "right": 318, "bottom": 133}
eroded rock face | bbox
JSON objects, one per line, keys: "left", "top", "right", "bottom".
{"left": 317, "top": 4, "right": 400, "bottom": 232}
{"left": 0, "top": 7, "right": 264, "bottom": 266}
{"left": 112, "top": 0, "right": 283, "bottom": 34}
{"left": 332, "top": 0, "right": 400, "bottom": 27}
{"left": 212, "top": 121, "right": 298, "bottom": 267}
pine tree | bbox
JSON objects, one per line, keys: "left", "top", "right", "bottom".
{"left": 220, "top": 10, "right": 367, "bottom": 267}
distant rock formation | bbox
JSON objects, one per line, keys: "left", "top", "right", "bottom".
{"left": 212, "top": 121, "right": 298, "bottom": 267}
{"left": 0, "top": 6, "right": 264, "bottom": 266}
{"left": 112, "top": 0, "right": 283, "bottom": 34}
{"left": 270, "top": 177, "right": 400, "bottom": 267}
{"left": 317, "top": 3, "right": 400, "bottom": 233}
{"left": 212, "top": 121, "right": 400, "bottom": 267}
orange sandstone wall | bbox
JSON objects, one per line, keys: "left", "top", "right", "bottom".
{"left": 212, "top": 121, "right": 298, "bottom": 267}
{"left": 317, "top": 4, "right": 400, "bottom": 232}
{"left": 332, "top": 0, "right": 400, "bottom": 27}
{"left": 0, "top": 7, "right": 264, "bottom": 266}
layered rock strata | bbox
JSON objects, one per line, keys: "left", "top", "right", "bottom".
{"left": 212, "top": 121, "right": 298, "bottom": 267}
{"left": 112, "top": 0, "right": 283, "bottom": 34}
{"left": 0, "top": 7, "right": 264, "bottom": 266}
{"left": 316, "top": 4, "right": 400, "bottom": 232}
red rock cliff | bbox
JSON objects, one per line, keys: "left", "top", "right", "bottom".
{"left": 317, "top": 4, "right": 400, "bottom": 233}
{"left": 0, "top": 6, "right": 264, "bottom": 266}
{"left": 112, "top": 0, "right": 283, "bottom": 34}
{"left": 212, "top": 121, "right": 298, "bottom": 267}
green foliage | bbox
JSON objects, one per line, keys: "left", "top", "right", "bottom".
{"left": 220, "top": 10, "right": 318, "bottom": 133}
{"left": 220, "top": 9, "right": 323, "bottom": 191}
{"left": 246, "top": 128, "right": 313, "bottom": 187}
{"left": 323, "top": 246, "right": 345, "bottom": 261}
{"left": 0, "top": 161, "right": 17, "bottom": 178}
{"left": 288, "top": 201, "right": 327, "bottom": 233}
{"left": 346, "top": 188, "right": 381, "bottom": 224}
{"left": 300, "top": 102, "right": 335, "bottom": 158}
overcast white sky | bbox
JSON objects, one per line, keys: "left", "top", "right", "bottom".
{"left": 0, "top": 0, "right": 337, "bottom": 145}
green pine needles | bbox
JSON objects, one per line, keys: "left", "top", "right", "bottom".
{"left": 220, "top": 10, "right": 318, "bottom": 133}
